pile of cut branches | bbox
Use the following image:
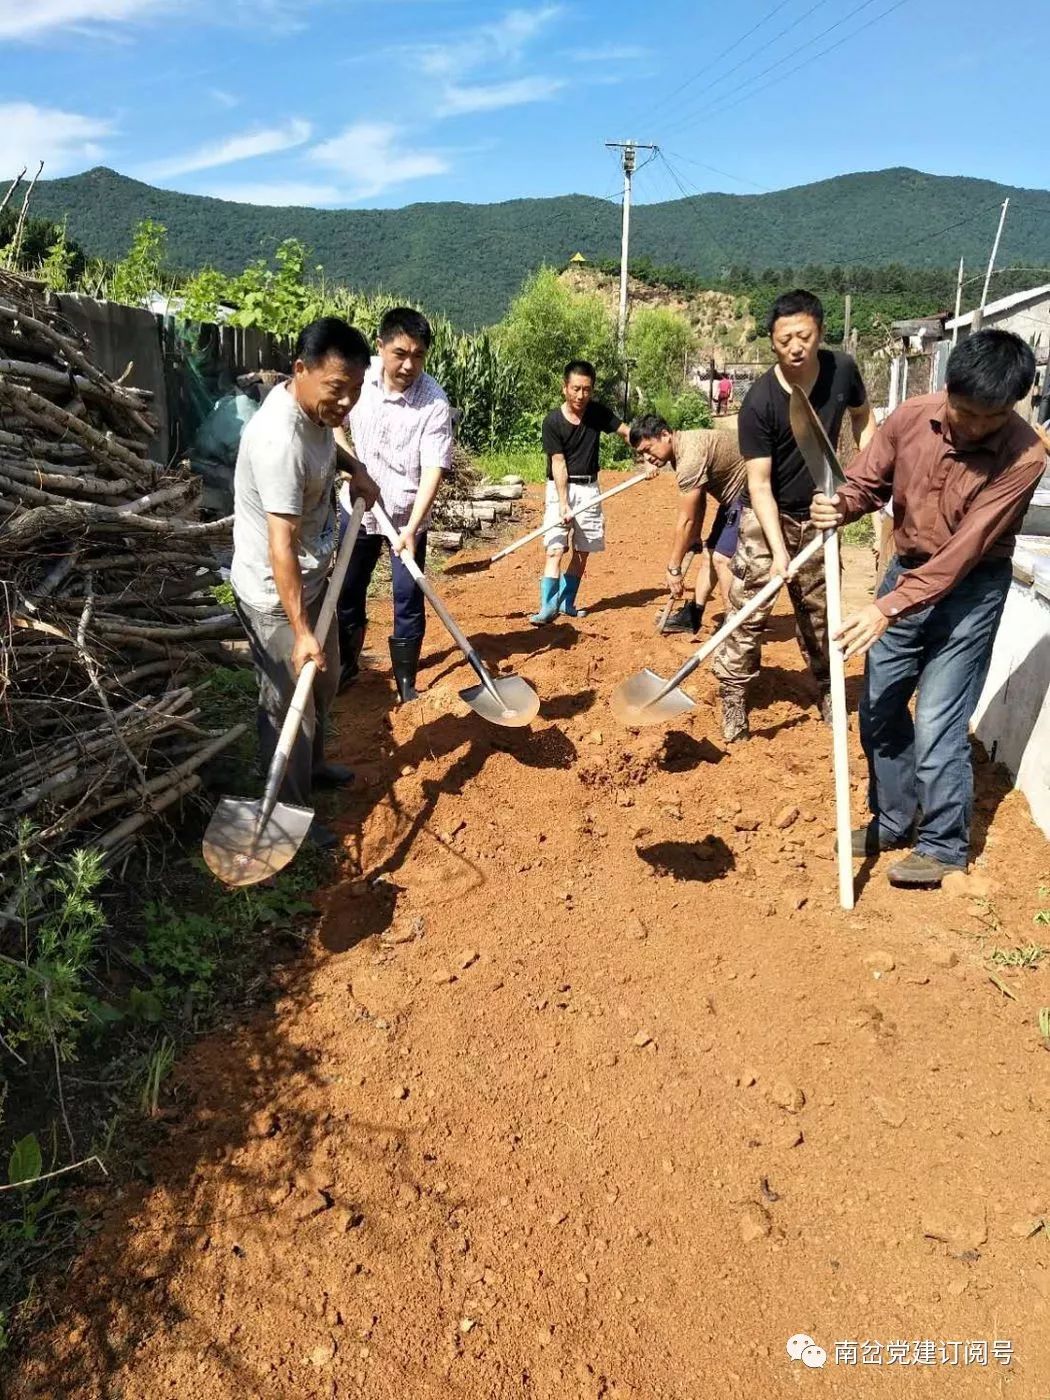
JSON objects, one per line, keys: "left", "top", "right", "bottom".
{"left": 0, "top": 272, "right": 245, "bottom": 881}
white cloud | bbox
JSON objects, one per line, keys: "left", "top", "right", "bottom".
{"left": 438, "top": 76, "right": 565, "bottom": 117}
{"left": 0, "top": 0, "right": 162, "bottom": 39}
{"left": 142, "top": 119, "right": 312, "bottom": 179}
{"left": 0, "top": 101, "right": 113, "bottom": 174}
{"left": 208, "top": 88, "right": 240, "bottom": 109}
{"left": 202, "top": 181, "right": 344, "bottom": 208}
{"left": 418, "top": 5, "right": 563, "bottom": 79}
{"left": 309, "top": 122, "right": 448, "bottom": 198}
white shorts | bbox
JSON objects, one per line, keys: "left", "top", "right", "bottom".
{"left": 542, "top": 480, "right": 605, "bottom": 554}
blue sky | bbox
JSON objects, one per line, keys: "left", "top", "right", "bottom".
{"left": 2, "top": 0, "right": 1044, "bottom": 208}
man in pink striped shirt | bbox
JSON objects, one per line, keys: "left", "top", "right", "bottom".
{"left": 336, "top": 307, "right": 453, "bottom": 701}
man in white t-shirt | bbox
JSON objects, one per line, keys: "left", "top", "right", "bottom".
{"left": 231, "top": 318, "right": 378, "bottom": 849}
{"left": 335, "top": 306, "right": 453, "bottom": 702}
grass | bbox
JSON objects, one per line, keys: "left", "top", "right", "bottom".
{"left": 989, "top": 943, "right": 1048, "bottom": 970}
{"left": 476, "top": 449, "right": 546, "bottom": 484}
{"left": 842, "top": 515, "right": 875, "bottom": 547}
{"left": 475, "top": 436, "right": 636, "bottom": 486}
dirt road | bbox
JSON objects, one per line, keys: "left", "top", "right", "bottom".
{"left": 14, "top": 472, "right": 1050, "bottom": 1399}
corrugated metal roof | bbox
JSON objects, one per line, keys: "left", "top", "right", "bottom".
{"left": 946, "top": 283, "right": 1050, "bottom": 330}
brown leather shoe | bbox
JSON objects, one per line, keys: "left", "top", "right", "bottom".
{"left": 887, "top": 851, "right": 966, "bottom": 888}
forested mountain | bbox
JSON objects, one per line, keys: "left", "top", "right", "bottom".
{"left": 25, "top": 165, "right": 1050, "bottom": 328}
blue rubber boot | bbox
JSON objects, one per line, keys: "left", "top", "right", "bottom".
{"left": 558, "top": 572, "right": 587, "bottom": 618}
{"left": 529, "top": 575, "right": 560, "bottom": 625}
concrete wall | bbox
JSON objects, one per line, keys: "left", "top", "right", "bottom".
{"left": 990, "top": 294, "right": 1050, "bottom": 360}
{"left": 52, "top": 296, "right": 294, "bottom": 467}
{"left": 56, "top": 293, "right": 169, "bottom": 461}
{"left": 972, "top": 543, "right": 1050, "bottom": 838}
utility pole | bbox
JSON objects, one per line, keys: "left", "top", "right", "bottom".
{"left": 842, "top": 293, "right": 852, "bottom": 348}
{"left": 979, "top": 198, "right": 1009, "bottom": 314}
{"left": 605, "top": 140, "right": 658, "bottom": 351}
{"left": 950, "top": 256, "right": 964, "bottom": 347}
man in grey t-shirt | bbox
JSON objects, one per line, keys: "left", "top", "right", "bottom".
{"left": 231, "top": 318, "right": 378, "bottom": 848}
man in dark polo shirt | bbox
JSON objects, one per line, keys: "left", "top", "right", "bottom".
{"left": 629, "top": 414, "right": 747, "bottom": 635}
{"left": 712, "top": 289, "right": 874, "bottom": 742}
{"left": 812, "top": 329, "right": 1044, "bottom": 887}
{"left": 529, "top": 359, "right": 631, "bottom": 624}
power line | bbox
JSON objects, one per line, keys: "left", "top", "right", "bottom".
{"left": 662, "top": 148, "right": 772, "bottom": 194}
{"left": 660, "top": 0, "right": 902, "bottom": 139}
{"left": 683, "top": 0, "right": 835, "bottom": 107}
{"left": 657, "top": 151, "right": 699, "bottom": 202}
{"left": 637, "top": 0, "right": 797, "bottom": 125}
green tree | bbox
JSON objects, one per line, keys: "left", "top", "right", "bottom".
{"left": 228, "top": 238, "right": 324, "bottom": 337}
{"left": 627, "top": 306, "right": 696, "bottom": 401}
{"left": 494, "top": 266, "right": 618, "bottom": 417}
{"left": 180, "top": 266, "right": 230, "bottom": 323}
{"left": 109, "top": 219, "right": 168, "bottom": 307}
{"left": 39, "top": 220, "right": 76, "bottom": 293}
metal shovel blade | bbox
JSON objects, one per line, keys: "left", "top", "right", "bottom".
{"left": 202, "top": 796, "right": 315, "bottom": 887}
{"left": 610, "top": 669, "right": 697, "bottom": 727}
{"left": 459, "top": 674, "right": 540, "bottom": 728}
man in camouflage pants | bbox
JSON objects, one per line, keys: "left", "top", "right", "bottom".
{"left": 714, "top": 510, "right": 830, "bottom": 728}
{"left": 712, "top": 290, "right": 873, "bottom": 741}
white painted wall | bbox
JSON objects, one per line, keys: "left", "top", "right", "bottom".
{"left": 972, "top": 546, "right": 1050, "bottom": 838}
{"left": 990, "top": 294, "right": 1050, "bottom": 358}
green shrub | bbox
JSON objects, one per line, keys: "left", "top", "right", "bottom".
{"left": 644, "top": 388, "right": 713, "bottom": 431}
{"left": 627, "top": 306, "right": 697, "bottom": 401}
{"left": 109, "top": 219, "right": 167, "bottom": 307}
{"left": 495, "top": 266, "right": 618, "bottom": 417}
{"left": 0, "top": 839, "right": 106, "bottom": 1059}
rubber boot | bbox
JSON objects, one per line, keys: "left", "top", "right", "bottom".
{"left": 338, "top": 624, "right": 366, "bottom": 693}
{"left": 529, "top": 576, "right": 560, "bottom": 625}
{"left": 388, "top": 635, "right": 422, "bottom": 703}
{"left": 558, "top": 572, "right": 587, "bottom": 618}
{"left": 663, "top": 601, "right": 701, "bottom": 634}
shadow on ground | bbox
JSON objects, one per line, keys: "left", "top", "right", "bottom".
{"left": 637, "top": 837, "right": 735, "bottom": 882}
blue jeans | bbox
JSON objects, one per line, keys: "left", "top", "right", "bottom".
{"left": 859, "top": 555, "right": 1011, "bottom": 867}
{"left": 336, "top": 513, "right": 428, "bottom": 643}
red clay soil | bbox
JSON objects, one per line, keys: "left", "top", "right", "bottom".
{"left": 11, "top": 471, "right": 1050, "bottom": 1400}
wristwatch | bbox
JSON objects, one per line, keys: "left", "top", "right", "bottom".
{"left": 666, "top": 564, "right": 682, "bottom": 577}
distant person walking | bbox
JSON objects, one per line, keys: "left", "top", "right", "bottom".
{"left": 528, "top": 359, "right": 633, "bottom": 624}
{"left": 717, "top": 375, "right": 733, "bottom": 415}
{"left": 812, "top": 329, "right": 1043, "bottom": 888}
{"left": 712, "top": 289, "right": 874, "bottom": 742}
{"left": 335, "top": 307, "right": 453, "bottom": 703}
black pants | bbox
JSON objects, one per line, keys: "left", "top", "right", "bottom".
{"left": 336, "top": 522, "right": 428, "bottom": 644}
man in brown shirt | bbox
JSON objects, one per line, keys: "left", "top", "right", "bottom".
{"left": 629, "top": 415, "right": 747, "bottom": 635}
{"left": 812, "top": 329, "right": 1044, "bottom": 887}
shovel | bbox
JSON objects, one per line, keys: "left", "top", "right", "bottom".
{"left": 611, "top": 531, "right": 826, "bottom": 726}
{"left": 490, "top": 470, "right": 651, "bottom": 563}
{"left": 203, "top": 497, "right": 367, "bottom": 887}
{"left": 655, "top": 548, "right": 696, "bottom": 633}
{"left": 371, "top": 502, "right": 540, "bottom": 727}
{"left": 788, "top": 385, "right": 854, "bottom": 910}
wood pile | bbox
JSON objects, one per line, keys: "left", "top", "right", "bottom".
{"left": 0, "top": 271, "right": 244, "bottom": 882}
{"left": 432, "top": 442, "right": 523, "bottom": 548}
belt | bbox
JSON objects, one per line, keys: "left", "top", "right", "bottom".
{"left": 568, "top": 475, "right": 598, "bottom": 484}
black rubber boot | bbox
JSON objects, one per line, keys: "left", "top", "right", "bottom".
{"left": 663, "top": 601, "right": 702, "bottom": 634}
{"left": 388, "top": 635, "right": 423, "bottom": 703}
{"left": 338, "top": 625, "right": 366, "bottom": 693}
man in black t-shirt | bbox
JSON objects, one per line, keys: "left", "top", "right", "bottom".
{"left": 529, "top": 359, "right": 632, "bottom": 624}
{"left": 712, "top": 289, "right": 874, "bottom": 742}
